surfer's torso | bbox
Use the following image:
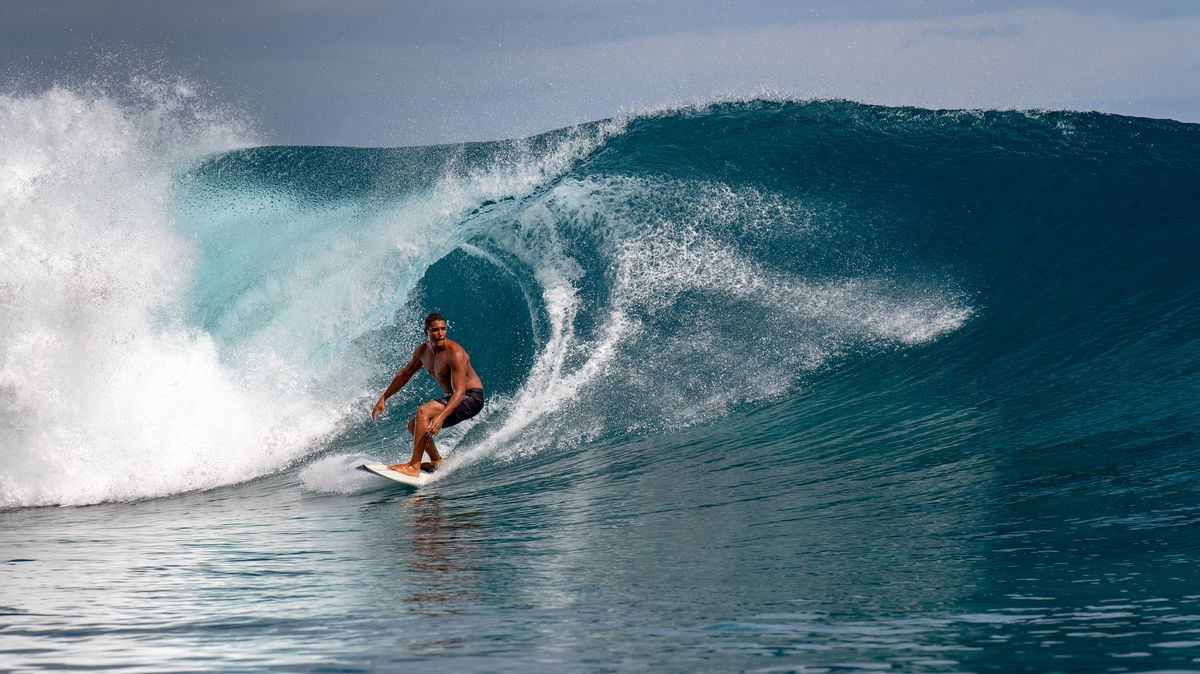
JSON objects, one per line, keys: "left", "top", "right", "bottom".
{"left": 417, "top": 338, "right": 483, "bottom": 395}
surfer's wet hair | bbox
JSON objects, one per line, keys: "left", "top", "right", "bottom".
{"left": 424, "top": 312, "right": 447, "bottom": 330}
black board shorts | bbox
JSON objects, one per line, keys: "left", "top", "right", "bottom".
{"left": 437, "top": 388, "right": 485, "bottom": 428}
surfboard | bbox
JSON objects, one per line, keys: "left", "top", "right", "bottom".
{"left": 356, "top": 463, "right": 432, "bottom": 488}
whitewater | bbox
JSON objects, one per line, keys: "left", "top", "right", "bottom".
{"left": 1, "top": 81, "right": 1198, "bottom": 673}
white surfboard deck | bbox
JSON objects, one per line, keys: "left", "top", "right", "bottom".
{"left": 356, "top": 463, "right": 432, "bottom": 488}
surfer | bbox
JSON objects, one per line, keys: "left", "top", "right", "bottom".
{"left": 371, "top": 312, "right": 485, "bottom": 478}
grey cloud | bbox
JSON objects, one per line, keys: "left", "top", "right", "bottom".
{"left": 2, "top": 1, "right": 1198, "bottom": 146}
{"left": 918, "top": 23, "right": 1027, "bottom": 41}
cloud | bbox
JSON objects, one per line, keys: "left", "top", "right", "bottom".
{"left": 2, "top": 2, "right": 1198, "bottom": 145}
{"left": 911, "top": 23, "right": 1027, "bottom": 44}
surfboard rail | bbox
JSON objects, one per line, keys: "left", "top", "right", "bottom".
{"left": 356, "top": 463, "right": 431, "bottom": 488}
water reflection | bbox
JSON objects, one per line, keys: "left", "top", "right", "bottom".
{"left": 403, "top": 494, "right": 483, "bottom": 614}
{"left": 362, "top": 492, "right": 489, "bottom": 657}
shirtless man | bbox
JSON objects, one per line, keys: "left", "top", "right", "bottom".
{"left": 371, "top": 312, "right": 485, "bottom": 478}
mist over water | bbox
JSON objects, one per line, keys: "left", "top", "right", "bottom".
{"left": 2, "top": 81, "right": 1199, "bottom": 673}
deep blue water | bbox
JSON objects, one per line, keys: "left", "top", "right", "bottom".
{"left": 2, "top": 99, "right": 1199, "bottom": 672}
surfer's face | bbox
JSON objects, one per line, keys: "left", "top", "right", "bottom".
{"left": 425, "top": 320, "right": 448, "bottom": 344}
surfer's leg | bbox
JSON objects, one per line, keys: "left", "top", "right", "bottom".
{"left": 389, "top": 401, "right": 444, "bottom": 476}
{"left": 411, "top": 401, "right": 446, "bottom": 469}
{"left": 405, "top": 417, "right": 440, "bottom": 470}
{"left": 420, "top": 439, "right": 441, "bottom": 472}
{"left": 389, "top": 412, "right": 428, "bottom": 476}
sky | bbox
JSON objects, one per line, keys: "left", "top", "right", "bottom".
{"left": 3, "top": 0, "right": 1199, "bottom": 146}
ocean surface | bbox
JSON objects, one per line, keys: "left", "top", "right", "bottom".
{"left": 2, "top": 84, "right": 1199, "bottom": 673}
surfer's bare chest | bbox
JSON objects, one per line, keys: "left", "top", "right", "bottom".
{"left": 419, "top": 348, "right": 452, "bottom": 386}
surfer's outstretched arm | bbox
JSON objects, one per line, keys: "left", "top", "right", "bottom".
{"left": 371, "top": 347, "right": 423, "bottom": 420}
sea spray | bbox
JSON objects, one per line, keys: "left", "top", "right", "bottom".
{"left": 0, "top": 82, "right": 340, "bottom": 507}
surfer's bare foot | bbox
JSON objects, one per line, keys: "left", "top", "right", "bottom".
{"left": 419, "top": 461, "right": 438, "bottom": 472}
{"left": 387, "top": 463, "right": 421, "bottom": 477}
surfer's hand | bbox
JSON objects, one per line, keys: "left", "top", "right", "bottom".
{"left": 427, "top": 416, "right": 444, "bottom": 437}
{"left": 371, "top": 397, "right": 386, "bottom": 421}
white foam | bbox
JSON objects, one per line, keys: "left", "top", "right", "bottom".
{"left": 298, "top": 453, "right": 382, "bottom": 494}
{"left": 0, "top": 82, "right": 350, "bottom": 507}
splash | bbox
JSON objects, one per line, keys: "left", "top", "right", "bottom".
{"left": 0, "top": 81, "right": 343, "bottom": 507}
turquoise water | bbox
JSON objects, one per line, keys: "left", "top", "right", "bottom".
{"left": 2, "top": 96, "right": 1199, "bottom": 672}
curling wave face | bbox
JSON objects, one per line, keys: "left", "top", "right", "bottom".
{"left": 4, "top": 90, "right": 1197, "bottom": 508}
